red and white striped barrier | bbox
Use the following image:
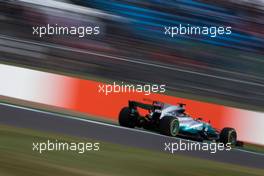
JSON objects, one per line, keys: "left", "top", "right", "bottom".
{"left": 1, "top": 64, "right": 263, "bottom": 145}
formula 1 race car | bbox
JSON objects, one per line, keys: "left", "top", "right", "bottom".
{"left": 118, "top": 100, "right": 237, "bottom": 145}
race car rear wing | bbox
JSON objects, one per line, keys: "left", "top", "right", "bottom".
{"left": 128, "top": 101, "right": 162, "bottom": 110}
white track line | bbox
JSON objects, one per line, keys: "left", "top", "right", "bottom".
{"left": 0, "top": 102, "right": 173, "bottom": 139}
{"left": 234, "top": 148, "right": 264, "bottom": 156}
{"left": 1, "top": 102, "right": 264, "bottom": 157}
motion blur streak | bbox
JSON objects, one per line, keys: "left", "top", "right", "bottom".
{"left": 222, "top": 109, "right": 264, "bottom": 145}
{"left": 1, "top": 64, "right": 263, "bottom": 145}
{"left": 1, "top": 0, "right": 264, "bottom": 109}
{"left": 0, "top": 64, "right": 77, "bottom": 108}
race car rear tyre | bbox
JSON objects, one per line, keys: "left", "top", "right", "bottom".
{"left": 220, "top": 128, "right": 237, "bottom": 145}
{"left": 118, "top": 107, "right": 137, "bottom": 128}
{"left": 160, "top": 116, "right": 179, "bottom": 137}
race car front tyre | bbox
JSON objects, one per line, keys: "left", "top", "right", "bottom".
{"left": 159, "top": 116, "right": 179, "bottom": 137}
{"left": 220, "top": 127, "right": 237, "bottom": 145}
{"left": 118, "top": 107, "right": 137, "bottom": 128}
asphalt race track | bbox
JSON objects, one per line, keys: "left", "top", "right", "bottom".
{"left": 0, "top": 103, "right": 263, "bottom": 169}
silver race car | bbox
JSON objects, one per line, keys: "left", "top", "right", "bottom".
{"left": 119, "top": 100, "right": 237, "bottom": 145}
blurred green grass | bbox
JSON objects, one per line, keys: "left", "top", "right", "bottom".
{"left": 0, "top": 124, "right": 263, "bottom": 176}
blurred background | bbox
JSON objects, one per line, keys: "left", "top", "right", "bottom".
{"left": 1, "top": 1, "right": 264, "bottom": 175}
{"left": 1, "top": 0, "right": 264, "bottom": 110}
